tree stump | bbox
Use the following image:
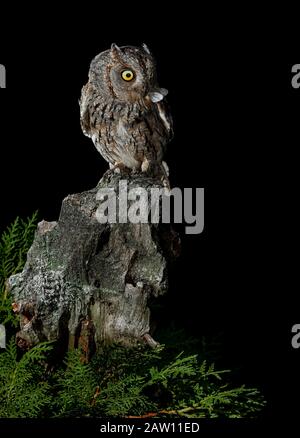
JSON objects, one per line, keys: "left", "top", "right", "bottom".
{"left": 8, "top": 173, "right": 180, "bottom": 358}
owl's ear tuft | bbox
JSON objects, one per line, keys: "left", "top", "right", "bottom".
{"left": 111, "top": 43, "right": 120, "bottom": 51}
{"left": 110, "top": 43, "right": 122, "bottom": 61}
{"left": 142, "top": 43, "right": 151, "bottom": 55}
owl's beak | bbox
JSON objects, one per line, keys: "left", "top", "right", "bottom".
{"left": 147, "top": 88, "right": 168, "bottom": 103}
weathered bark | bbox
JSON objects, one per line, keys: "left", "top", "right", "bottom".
{"left": 8, "top": 173, "right": 180, "bottom": 357}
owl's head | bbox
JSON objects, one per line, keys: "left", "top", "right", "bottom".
{"left": 89, "top": 44, "right": 168, "bottom": 104}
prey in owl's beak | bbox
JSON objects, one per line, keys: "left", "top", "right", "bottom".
{"left": 147, "top": 87, "right": 168, "bottom": 103}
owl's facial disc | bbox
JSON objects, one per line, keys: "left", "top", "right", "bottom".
{"left": 100, "top": 45, "right": 162, "bottom": 103}
{"left": 109, "top": 63, "right": 146, "bottom": 102}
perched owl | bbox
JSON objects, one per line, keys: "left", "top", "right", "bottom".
{"left": 80, "top": 43, "right": 173, "bottom": 184}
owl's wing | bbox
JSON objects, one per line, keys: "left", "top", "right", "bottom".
{"left": 79, "top": 83, "right": 92, "bottom": 137}
{"left": 156, "top": 100, "right": 174, "bottom": 141}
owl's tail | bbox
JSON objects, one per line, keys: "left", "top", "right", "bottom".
{"left": 161, "top": 161, "right": 171, "bottom": 190}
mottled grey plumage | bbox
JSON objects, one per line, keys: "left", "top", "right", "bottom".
{"left": 80, "top": 44, "right": 173, "bottom": 182}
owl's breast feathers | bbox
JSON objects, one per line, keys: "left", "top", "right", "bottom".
{"left": 80, "top": 83, "right": 172, "bottom": 170}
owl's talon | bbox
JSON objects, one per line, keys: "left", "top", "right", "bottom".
{"left": 109, "top": 162, "right": 128, "bottom": 174}
{"left": 131, "top": 167, "right": 142, "bottom": 176}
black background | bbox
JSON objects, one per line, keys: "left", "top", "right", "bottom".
{"left": 0, "top": 4, "right": 299, "bottom": 432}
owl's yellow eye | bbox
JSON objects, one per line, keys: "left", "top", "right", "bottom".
{"left": 121, "top": 70, "right": 134, "bottom": 81}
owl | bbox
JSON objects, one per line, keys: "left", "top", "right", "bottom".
{"left": 80, "top": 43, "right": 173, "bottom": 184}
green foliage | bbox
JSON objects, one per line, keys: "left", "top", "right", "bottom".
{"left": 53, "top": 349, "right": 98, "bottom": 417}
{"left": 152, "top": 358, "right": 265, "bottom": 418}
{"left": 95, "top": 375, "right": 153, "bottom": 417}
{"left": 147, "top": 351, "right": 198, "bottom": 386}
{"left": 0, "top": 212, "right": 38, "bottom": 289}
{"left": 53, "top": 346, "right": 157, "bottom": 417}
{"left": 0, "top": 340, "right": 265, "bottom": 418}
{"left": 0, "top": 215, "right": 266, "bottom": 418}
{"left": 0, "top": 339, "right": 52, "bottom": 418}
{"left": 52, "top": 344, "right": 265, "bottom": 418}
{"left": 0, "top": 212, "right": 38, "bottom": 327}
